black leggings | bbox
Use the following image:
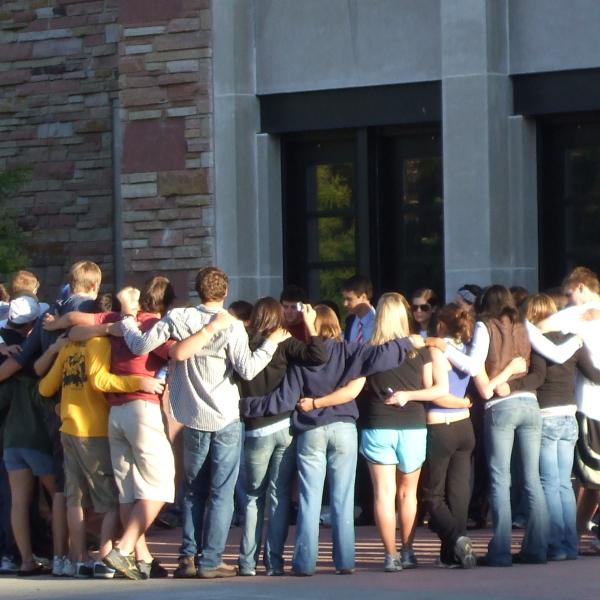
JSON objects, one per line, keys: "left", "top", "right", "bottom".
{"left": 423, "top": 417, "right": 475, "bottom": 564}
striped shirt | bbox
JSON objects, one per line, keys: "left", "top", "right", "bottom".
{"left": 121, "top": 305, "right": 277, "bottom": 432}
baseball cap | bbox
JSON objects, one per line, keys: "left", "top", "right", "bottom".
{"left": 8, "top": 296, "right": 49, "bottom": 325}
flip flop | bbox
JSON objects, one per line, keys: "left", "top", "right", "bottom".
{"left": 18, "top": 562, "right": 50, "bottom": 577}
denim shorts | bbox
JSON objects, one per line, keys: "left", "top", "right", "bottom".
{"left": 3, "top": 447, "right": 54, "bottom": 476}
{"left": 360, "top": 427, "right": 427, "bottom": 473}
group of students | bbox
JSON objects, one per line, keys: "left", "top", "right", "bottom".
{"left": 0, "top": 262, "right": 600, "bottom": 581}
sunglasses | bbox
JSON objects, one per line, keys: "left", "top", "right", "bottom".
{"left": 412, "top": 304, "right": 431, "bottom": 312}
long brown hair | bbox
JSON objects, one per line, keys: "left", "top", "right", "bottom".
{"left": 139, "top": 276, "right": 175, "bottom": 316}
{"left": 248, "top": 297, "right": 284, "bottom": 338}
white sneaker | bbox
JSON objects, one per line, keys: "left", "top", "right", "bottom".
{"left": 62, "top": 558, "right": 76, "bottom": 577}
{"left": 52, "top": 556, "right": 64, "bottom": 577}
{"left": 0, "top": 556, "right": 19, "bottom": 574}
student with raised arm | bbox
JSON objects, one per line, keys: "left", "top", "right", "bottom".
{"left": 117, "top": 267, "right": 287, "bottom": 579}
{"left": 235, "top": 304, "right": 414, "bottom": 575}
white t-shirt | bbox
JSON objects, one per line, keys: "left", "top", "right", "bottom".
{"left": 543, "top": 301, "right": 600, "bottom": 420}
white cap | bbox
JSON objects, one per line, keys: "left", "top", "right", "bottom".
{"left": 8, "top": 296, "right": 48, "bottom": 325}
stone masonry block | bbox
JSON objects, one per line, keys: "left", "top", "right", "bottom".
{"left": 122, "top": 172, "right": 158, "bottom": 184}
{"left": 32, "top": 37, "right": 82, "bottom": 57}
{"left": 158, "top": 169, "right": 209, "bottom": 196}
{"left": 123, "top": 26, "right": 166, "bottom": 37}
{"left": 154, "top": 31, "right": 210, "bottom": 52}
{"left": 166, "top": 60, "right": 199, "bottom": 73}
{"left": 125, "top": 44, "right": 153, "bottom": 55}
{"left": 38, "top": 122, "right": 74, "bottom": 138}
{"left": 122, "top": 182, "right": 158, "bottom": 198}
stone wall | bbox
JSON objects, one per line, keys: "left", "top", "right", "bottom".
{"left": 0, "top": 0, "right": 213, "bottom": 301}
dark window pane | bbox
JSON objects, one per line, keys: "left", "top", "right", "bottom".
{"left": 403, "top": 157, "right": 443, "bottom": 208}
{"left": 307, "top": 216, "right": 356, "bottom": 262}
{"left": 308, "top": 267, "right": 355, "bottom": 306}
{"left": 565, "top": 148, "right": 600, "bottom": 202}
{"left": 307, "top": 163, "right": 355, "bottom": 212}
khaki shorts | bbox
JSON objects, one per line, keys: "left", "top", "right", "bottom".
{"left": 61, "top": 433, "right": 119, "bottom": 513}
{"left": 108, "top": 400, "right": 175, "bottom": 504}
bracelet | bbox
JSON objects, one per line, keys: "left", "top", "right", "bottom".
{"left": 312, "top": 398, "right": 316, "bottom": 410}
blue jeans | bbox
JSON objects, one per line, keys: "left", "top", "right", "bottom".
{"left": 239, "top": 426, "right": 296, "bottom": 572}
{"left": 485, "top": 396, "right": 549, "bottom": 565}
{"left": 539, "top": 415, "right": 578, "bottom": 559}
{"left": 293, "top": 421, "right": 357, "bottom": 574}
{"left": 180, "top": 421, "right": 242, "bottom": 569}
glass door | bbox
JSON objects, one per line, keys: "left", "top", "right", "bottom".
{"left": 283, "top": 137, "right": 358, "bottom": 302}
{"left": 377, "top": 129, "right": 444, "bottom": 296}
{"left": 539, "top": 117, "right": 600, "bottom": 288}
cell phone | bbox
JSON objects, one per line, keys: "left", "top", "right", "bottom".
{"left": 386, "top": 387, "right": 394, "bottom": 396}
{"left": 296, "top": 302, "right": 304, "bottom": 312}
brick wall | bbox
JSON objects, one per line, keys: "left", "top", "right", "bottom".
{"left": 0, "top": 0, "right": 214, "bottom": 301}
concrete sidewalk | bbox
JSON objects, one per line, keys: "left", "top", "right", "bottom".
{"left": 0, "top": 526, "right": 597, "bottom": 600}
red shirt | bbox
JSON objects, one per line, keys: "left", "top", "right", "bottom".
{"left": 94, "top": 312, "right": 174, "bottom": 406}
{"left": 287, "top": 320, "right": 309, "bottom": 343}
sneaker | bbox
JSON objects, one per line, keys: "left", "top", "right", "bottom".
{"left": 400, "top": 547, "right": 418, "bottom": 569}
{"left": 103, "top": 548, "right": 142, "bottom": 580}
{"left": 0, "top": 556, "right": 19, "bottom": 574}
{"left": 239, "top": 567, "right": 256, "bottom": 576}
{"left": 197, "top": 562, "right": 238, "bottom": 579}
{"left": 454, "top": 536, "right": 477, "bottom": 569}
{"left": 335, "top": 568, "right": 355, "bottom": 575}
{"left": 266, "top": 568, "right": 284, "bottom": 576}
{"left": 93, "top": 561, "right": 115, "bottom": 579}
{"left": 434, "top": 558, "right": 460, "bottom": 569}
{"left": 75, "top": 561, "right": 93, "bottom": 579}
{"left": 62, "top": 558, "right": 76, "bottom": 578}
{"left": 198, "top": 563, "right": 238, "bottom": 579}
{"left": 137, "top": 558, "right": 168, "bottom": 579}
{"left": 383, "top": 552, "right": 402, "bottom": 572}
{"left": 52, "top": 556, "right": 64, "bottom": 577}
{"left": 173, "top": 555, "right": 197, "bottom": 578}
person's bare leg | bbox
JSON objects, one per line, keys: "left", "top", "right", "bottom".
{"left": 49, "top": 490, "right": 68, "bottom": 559}
{"left": 66, "top": 505, "right": 86, "bottom": 562}
{"left": 368, "top": 463, "right": 398, "bottom": 555}
{"left": 8, "top": 469, "right": 35, "bottom": 570}
{"left": 133, "top": 534, "right": 152, "bottom": 563}
{"left": 396, "top": 469, "right": 421, "bottom": 548}
{"left": 116, "top": 500, "right": 164, "bottom": 559}
{"left": 98, "top": 509, "right": 118, "bottom": 559}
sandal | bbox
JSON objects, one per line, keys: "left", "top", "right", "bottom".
{"left": 18, "top": 561, "right": 50, "bottom": 576}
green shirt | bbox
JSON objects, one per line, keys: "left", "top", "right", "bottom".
{"left": 0, "top": 374, "right": 53, "bottom": 454}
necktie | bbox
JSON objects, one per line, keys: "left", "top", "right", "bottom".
{"left": 356, "top": 319, "right": 364, "bottom": 344}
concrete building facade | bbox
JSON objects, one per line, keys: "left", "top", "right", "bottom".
{"left": 2, "top": 1, "right": 600, "bottom": 302}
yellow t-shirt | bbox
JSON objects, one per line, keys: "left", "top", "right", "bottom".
{"left": 39, "top": 337, "right": 141, "bottom": 437}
